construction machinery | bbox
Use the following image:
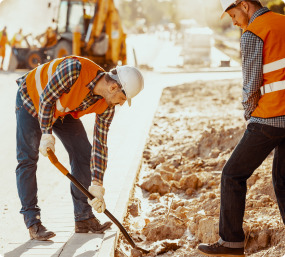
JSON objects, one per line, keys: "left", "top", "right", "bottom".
{"left": 9, "top": 0, "right": 127, "bottom": 71}
{"left": 181, "top": 26, "right": 213, "bottom": 66}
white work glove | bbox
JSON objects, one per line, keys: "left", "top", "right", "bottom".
{"left": 39, "top": 134, "right": 55, "bottom": 157}
{"left": 88, "top": 185, "right": 106, "bottom": 213}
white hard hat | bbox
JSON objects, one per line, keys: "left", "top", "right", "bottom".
{"left": 220, "top": 0, "right": 259, "bottom": 19}
{"left": 115, "top": 65, "right": 144, "bottom": 106}
{"left": 220, "top": 0, "right": 240, "bottom": 18}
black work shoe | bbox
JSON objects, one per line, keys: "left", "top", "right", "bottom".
{"left": 75, "top": 217, "right": 112, "bottom": 233}
{"left": 29, "top": 222, "right": 56, "bottom": 241}
{"left": 198, "top": 242, "right": 245, "bottom": 257}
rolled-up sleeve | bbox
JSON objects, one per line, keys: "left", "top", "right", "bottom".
{"left": 91, "top": 106, "right": 115, "bottom": 184}
{"left": 240, "top": 31, "right": 263, "bottom": 121}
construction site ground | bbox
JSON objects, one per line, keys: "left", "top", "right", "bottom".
{"left": 3, "top": 33, "right": 277, "bottom": 257}
{"left": 115, "top": 79, "right": 285, "bottom": 257}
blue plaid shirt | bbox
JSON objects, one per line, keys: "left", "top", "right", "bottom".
{"left": 241, "top": 7, "right": 285, "bottom": 128}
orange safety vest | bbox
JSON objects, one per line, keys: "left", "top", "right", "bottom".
{"left": 245, "top": 11, "right": 285, "bottom": 118}
{"left": 26, "top": 56, "right": 109, "bottom": 122}
{"left": 11, "top": 33, "right": 23, "bottom": 47}
{"left": 0, "top": 31, "right": 8, "bottom": 57}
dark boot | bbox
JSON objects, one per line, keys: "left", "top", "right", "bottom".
{"left": 198, "top": 242, "right": 245, "bottom": 257}
{"left": 75, "top": 217, "right": 112, "bottom": 233}
{"left": 29, "top": 222, "right": 56, "bottom": 241}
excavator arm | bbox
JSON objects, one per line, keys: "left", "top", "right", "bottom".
{"left": 84, "top": 0, "right": 127, "bottom": 65}
{"left": 85, "top": 0, "right": 109, "bottom": 51}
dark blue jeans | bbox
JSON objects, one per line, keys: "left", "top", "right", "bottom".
{"left": 219, "top": 122, "right": 285, "bottom": 246}
{"left": 15, "top": 90, "right": 94, "bottom": 228}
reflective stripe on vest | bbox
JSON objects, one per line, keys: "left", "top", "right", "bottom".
{"left": 245, "top": 11, "right": 285, "bottom": 118}
{"left": 26, "top": 56, "right": 108, "bottom": 121}
{"left": 261, "top": 80, "right": 285, "bottom": 96}
{"left": 263, "top": 57, "right": 285, "bottom": 74}
{"left": 35, "top": 63, "right": 44, "bottom": 96}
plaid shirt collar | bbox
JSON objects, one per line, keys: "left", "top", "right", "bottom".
{"left": 86, "top": 70, "right": 105, "bottom": 97}
{"left": 248, "top": 7, "right": 270, "bottom": 25}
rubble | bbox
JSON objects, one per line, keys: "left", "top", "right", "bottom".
{"left": 115, "top": 79, "right": 285, "bottom": 257}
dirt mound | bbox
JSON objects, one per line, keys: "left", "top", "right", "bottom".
{"left": 115, "top": 80, "right": 285, "bottom": 257}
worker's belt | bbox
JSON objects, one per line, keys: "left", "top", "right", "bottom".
{"left": 261, "top": 80, "right": 285, "bottom": 95}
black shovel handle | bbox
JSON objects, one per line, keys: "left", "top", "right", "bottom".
{"left": 65, "top": 172, "right": 137, "bottom": 248}
{"left": 46, "top": 149, "right": 137, "bottom": 249}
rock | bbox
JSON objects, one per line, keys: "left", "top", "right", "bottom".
{"left": 142, "top": 216, "right": 187, "bottom": 241}
{"left": 175, "top": 206, "right": 190, "bottom": 220}
{"left": 170, "top": 180, "right": 181, "bottom": 189}
{"left": 208, "top": 192, "right": 216, "bottom": 199}
{"left": 129, "top": 199, "right": 141, "bottom": 217}
{"left": 173, "top": 171, "right": 182, "bottom": 181}
{"left": 140, "top": 174, "right": 170, "bottom": 195}
{"left": 209, "top": 148, "right": 220, "bottom": 158}
{"left": 179, "top": 174, "right": 201, "bottom": 190}
{"left": 172, "top": 200, "right": 184, "bottom": 209}
{"left": 131, "top": 248, "right": 143, "bottom": 257}
{"left": 143, "top": 150, "right": 151, "bottom": 160}
{"left": 158, "top": 170, "right": 173, "bottom": 181}
{"left": 149, "top": 193, "right": 160, "bottom": 201}
{"left": 149, "top": 156, "right": 165, "bottom": 169}
{"left": 185, "top": 188, "right": 195, "bottom": 196}
{"left": 258, "top": 230, "right": 270, "bottom": 248}
{"left": 196, "top": 217, "right": 219, "bottom": 243}
{"left": 182, "top": 146, "right": 199, "bottom": 158}
{"left": 160, "top": 163, "right": 176, "bottom": 173}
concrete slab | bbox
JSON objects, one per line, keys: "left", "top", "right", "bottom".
{"left": 58, "top": 234, "right": 103, "bottom": 257}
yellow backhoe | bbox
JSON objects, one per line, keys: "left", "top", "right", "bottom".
{"left": 9, "top": 0, "right": 127, "bottom": 70}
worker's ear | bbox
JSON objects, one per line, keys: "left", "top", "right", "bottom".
{"left": 240, "top": 1, "right": 249, "bottom": 12}
{"left": 108, "top": 81, "right": 119, "bottom": 94}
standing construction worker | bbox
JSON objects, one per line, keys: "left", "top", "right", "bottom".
{"left": 10, "top": 28, "right": 23, "bottom": 48}
{"left": 15, "top": 56, "right": 144, "bottom": 240}
{"left": 0, "top": 26, "right": 8, "bottom": 70}
{"left": 198, "top": 1, "right": 285, "bottom": 256}
{"left": 42, "top": 27, "right": 57, "bottom": 48}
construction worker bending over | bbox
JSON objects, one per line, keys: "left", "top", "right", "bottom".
{"left": 198, "top": 1, "right": 285, "bottom": 256}
{"left": 0, "top": 26, "right": 8, "bottom": 70}
{"left": 15, "top": 56, "right": 144, "bottom": 240}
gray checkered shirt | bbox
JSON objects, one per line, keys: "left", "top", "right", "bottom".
{"left": 241, "top": 7, "right": 285, "bottom": 128}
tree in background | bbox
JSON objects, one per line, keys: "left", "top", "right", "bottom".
{"left": 119, "top": 0, "right": 144, "bottom": 31}
{"left": 119, "top": 0, "right": 181, "bottom": 32}
{"left": 118, "top": 0, "right": 285, "bottom": 33}
{"left": 267, "top": 0, "right": 285, "bottom": 14}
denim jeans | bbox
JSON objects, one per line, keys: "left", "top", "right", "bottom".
{"left": 219, "top": 122, "right": 285, "bottom": 247}
{"left": 15, "top": 90, "right": 94, "bottom": 228}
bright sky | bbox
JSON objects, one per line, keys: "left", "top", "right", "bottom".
{"left": 0, "top": 0, "right": 59, "bottom": 37}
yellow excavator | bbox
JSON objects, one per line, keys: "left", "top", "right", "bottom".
{"left": 9, "top": 0, "right": 127, "bottom": 70}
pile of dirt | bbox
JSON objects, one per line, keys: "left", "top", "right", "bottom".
{"left": 115, "top": 79, "right": 285, "bottom": 257}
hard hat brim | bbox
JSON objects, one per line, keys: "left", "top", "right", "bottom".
{"left": 221, "top": 11, "right": 227, "bottom": 19}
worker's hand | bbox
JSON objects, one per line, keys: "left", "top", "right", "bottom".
{"left": 39, "top": 134, "right": 55, "bottom": 157}
{"left": 88, "top": 185, "right": 106, "bottom": 213}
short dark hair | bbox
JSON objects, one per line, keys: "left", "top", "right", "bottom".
{"left": 105, "top": 68, "right": 117, "bottom": 83}
{"left": 226, "top": 0, "right": 262, "bottom": 12}
{"left": 245, "top": 0, "right": 262, "bottom": 8}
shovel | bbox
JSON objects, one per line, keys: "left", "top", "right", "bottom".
{"left": 47, "top": 148, "right": 149, "bottom": 255}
